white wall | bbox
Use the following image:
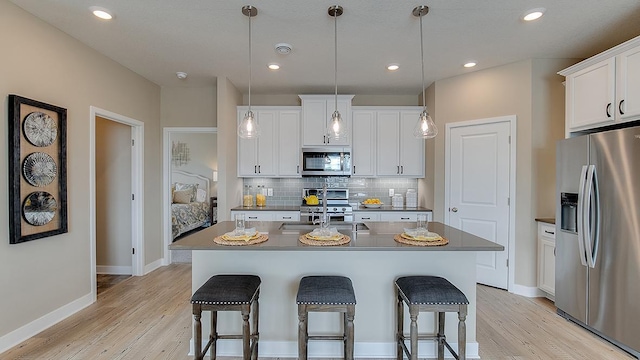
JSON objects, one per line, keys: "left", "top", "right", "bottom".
{"left": 0, "top": 1, "right": 161, "bottom": 346}
{"left": 170, "top": 132, "right": 218, "bottom": 195}
{"left": 96, "top": 117, "right": 132, "bottom": 271}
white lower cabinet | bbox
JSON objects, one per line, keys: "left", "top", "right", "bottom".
{"left": 537, "top": 222, "right": 556, "bottom": 297}
{"left": 230, "top": 210, "right": 275, "bottom": 222}
{"left": 230, "top": 210, "right": 300, "bottom": 222}
{"left": 356, "top": 211, "right": 432, "bottom": 222}
{"left": 274, "top": 211, "right": 300, "bottom": 222}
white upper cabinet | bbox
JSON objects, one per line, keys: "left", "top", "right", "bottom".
{"left": 351, "top": 110, "right": 376, "bottom": 177}
{"left": 564, "top": 58, "right": 615, "bottom": 132}
{"left": 278, "top": 110, "right": 302, "bottom": 177}
{"left": 300, "top": 95, "right": 354, "bottom": 147}
{"left": 376, "top": 109, "right": 424, "bottom": 177}
{"left": 237, "top": 107, "right": 301, "bottom": 178}
{"left": 617, "top": 46, "right": 640, "bottom": 122}
{"left": 560, "top": 35, "right": 640, "bottom": 136}
{"left": 237, "top": 109, "right": 277, "bottom": 177}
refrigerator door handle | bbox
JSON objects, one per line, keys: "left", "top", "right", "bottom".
{"left": 584, "top": 165, "right": 600, "bottom": 268}
{"left": 577, "top": 165, "right": 589, "bottom": 266}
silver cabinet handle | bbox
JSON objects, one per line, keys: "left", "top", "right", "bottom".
{"left": 397, "top": 165, "right": 400, "bottom": 174}
{"left": 401, "top": 165, "right": 404, "bottom": 174}
{"left": 353, "top": 165, "right": 356, "bottom": 174}
{"left": 451, "top": 207, "right": 458, "bottom": 212}
{"left": 297, "top": 165, "right": 300, "bottom": 174}
{"left": 254, "top": 165, "right": 257, "bottom": 173}
{"left": 258, "top": 165, "right": 261, "bottom": 173}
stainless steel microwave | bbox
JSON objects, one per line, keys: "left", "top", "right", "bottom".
{"left": 300, "top": 147, "right": 351, "bottom": 176}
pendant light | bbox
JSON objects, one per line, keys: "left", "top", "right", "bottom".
{"left": 412, "top": 5, "right": 438, "bottom": 139}
{"left": 238, "top": 5, "right": 261, "bottom": 139}
{"left": 327, "top": 5, "right": 347, "bottom": 141}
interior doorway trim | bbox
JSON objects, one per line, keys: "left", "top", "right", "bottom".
{"left": 90, "top": 106, "right": 145, "bottom": 302}
{"left": 444, "top": 115, "right": 517, "bottom": 292}
{"left": 162, "top": 127, "right": 217, "bottom": 265}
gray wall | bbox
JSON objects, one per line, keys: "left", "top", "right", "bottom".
{"left": 430, "top": 58, "right": 577, "bottom": 288}
{"left": 0, "top": 1, "right": 161, "bottom": 342}
{"left": 96, "top": 117, "right": 132, "bottom": 272}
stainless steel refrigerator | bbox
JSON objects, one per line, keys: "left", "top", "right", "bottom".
{"left": 556, "top": 125, "right": 640, "bottom": 358}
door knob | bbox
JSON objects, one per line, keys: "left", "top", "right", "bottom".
{"left": 451, "top": 207, "right": 458, "bottom": 212}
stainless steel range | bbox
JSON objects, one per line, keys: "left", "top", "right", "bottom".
{"left": 300, "top": 188, "right": 353, "bottom": 223}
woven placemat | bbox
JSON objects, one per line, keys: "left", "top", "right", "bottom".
{"left": 299, "top": 233, "right": 351, "bottom": 246}
{"left": 214, "top": 233, "right": 268, "bottom": 246}
{"left": 394, "top": 233, "right": 449, "bottom": 246}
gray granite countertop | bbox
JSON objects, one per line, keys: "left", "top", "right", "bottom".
{"left": 535, "top": 217, "right": 556, "bottom": 225}
{"left": 169, "top": 221, "right": 503, "bottom": 252}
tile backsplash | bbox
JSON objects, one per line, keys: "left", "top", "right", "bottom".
{"left": 243, "top": 177, "right": 418, "bottom": 206}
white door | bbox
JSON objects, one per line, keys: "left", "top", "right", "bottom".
{"left": 447, "top": 119, "right": 511, "bottom": 289}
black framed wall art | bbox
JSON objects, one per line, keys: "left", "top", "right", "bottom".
{"left": 8, "top": 95, "right": 68, "bottom": 244}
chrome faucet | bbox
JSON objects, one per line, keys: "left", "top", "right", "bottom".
{"left": 312, "top": 184, "right": 329, "bottom": 228}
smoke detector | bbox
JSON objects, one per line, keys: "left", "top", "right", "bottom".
{"left": 274, "top": 43, "right": 292, "bottom": 55}
{"left": 176, "top": 72, "right": 188, "bottom": 79}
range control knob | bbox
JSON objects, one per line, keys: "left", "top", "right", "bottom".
{"left": 342, "top": 207, "right": 346, "bottom": 211}
{"left": 333, "top": 207, "right": 338, "bottom": 211}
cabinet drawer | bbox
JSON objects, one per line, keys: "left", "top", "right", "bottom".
{"left": 354, "top": 213, "right": 380, "bottom": 222}
{"left": 380, "top": 212, "right": 417, "bottom": 222}
{"left": 275, "top": 211, "right": 300, "bottom": 221}
{"left": 230, "top": 211, "right": 275, "bottom": 222}
{"left": 539, "top": 223, "right": 556, "bottom": 240}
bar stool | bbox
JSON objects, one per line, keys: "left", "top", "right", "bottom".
{"left": 191, "top": 275, "right": 261, "bottom": 360}
{"left": 395, "top": 276, "right": 469, "bottom": 360}
{"left": 296, "top": 275, "right": 356, "bottom": 360}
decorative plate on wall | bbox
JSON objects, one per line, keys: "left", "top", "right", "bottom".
{"left": 23, "top": 152, "right": 57, "bottom": 187}
{"left": 22, "top": 191, "right": 57, "bottom": 226}
{"left": 23, "top": 111, "right": 58, "bottom": 147}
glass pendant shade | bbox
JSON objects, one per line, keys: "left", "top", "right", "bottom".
{"left": 238, "top": 110, "right": 261, "bottom": 139}
{"left": 413, "top": 109, "right": 438, "bottom": 138}
{"left": 326, "top": 5, "right": 346, "bottom": 141}
{"left": 327, "top": 110, "right": 347, "bottom": 140}
{"left": 413, "top": 5, "right": 438, "bottom": 139}
{"left": 238, "top": 5, "right": 259, "bottom": 139}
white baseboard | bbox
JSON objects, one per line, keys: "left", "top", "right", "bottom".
{"left": 0, "top": 293, "right": 94, "bottom": 354}
{"left": 143, "top": 258, "right": 163, "bottom": 274}
{"left": 96, "top": 265, "right": 132, "bottom": 275}
{"left": 511, "top": 283, "right": 546, "bottom": 298}
{"left": 189, "top": 339, "right": 480, "bottom": 358}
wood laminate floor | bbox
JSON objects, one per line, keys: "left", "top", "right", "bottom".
{"left": 2, "top": 264, "right": 634, "bottom": 359}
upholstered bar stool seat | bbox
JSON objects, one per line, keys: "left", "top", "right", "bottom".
{"left": 191, "top": 275, "right": 261, "bottom": 360}
{"left": 395, "top": 276, "right": 469, "bottom": 360}
{"left": 296, "top": 275, "right": 356, "bottom": 360}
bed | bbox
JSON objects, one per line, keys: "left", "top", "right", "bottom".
{"left": 171, "top": 170, "right": 214, "bottom": 240}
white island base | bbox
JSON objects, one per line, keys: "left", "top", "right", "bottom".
{"left": 191, "top": 250, "right": 479, "bottom": 358}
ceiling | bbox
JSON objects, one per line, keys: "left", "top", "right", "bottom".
{"left": 9, "top": 0, "right": 640, "bottom": 95}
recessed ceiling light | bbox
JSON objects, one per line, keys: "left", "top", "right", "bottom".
{"left": 463, "top": 61, "right": 477, "bottom": 68}
{"left": 90, "top": 6, "right": 114, "bottom": 20}
{"left": 268, "top": 63, "right": 280, "bottom": 70}
{"left": 523, "top": 8, "right": 545, "bottom": 21}
{"left": 387, "top": 64, "right": 400, "bottom": 71}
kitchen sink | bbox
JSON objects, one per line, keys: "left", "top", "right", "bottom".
{"left": 278, "top": 222, "right": 368, "bottom": 233}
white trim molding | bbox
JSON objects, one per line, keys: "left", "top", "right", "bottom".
{"left": 96, "top": 266, "right": 132, "bottom": 275}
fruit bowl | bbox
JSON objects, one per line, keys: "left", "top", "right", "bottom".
{"left": 361, "top": 202, "right": 383, "bottom": 208}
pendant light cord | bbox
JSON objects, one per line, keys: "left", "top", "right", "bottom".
{"left": 334, "top": 8, "right": 338, "bottom": 112}
{"left": 248, "top": 7, "right": 252, "bottom": 114}
{"left": 420, "top": 12, "right": 426, "bottom": 112}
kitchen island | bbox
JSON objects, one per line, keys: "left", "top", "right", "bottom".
{"left": 170, "top": 221, "right": 503, "bottom": 358}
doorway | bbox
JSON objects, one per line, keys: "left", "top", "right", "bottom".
{"left": 444, "top": 115, "right": 516, "bottom": 290}
{"left": 162, "top": 127, "right": 217, "bottom": 265}
{"left": 90, "top": 106, "right": 144, "bottom": 302}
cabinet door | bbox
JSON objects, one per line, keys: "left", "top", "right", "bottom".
{"left": 352, "top": 110, "right": 376, "bottom": 177}
{"left": 617, "top": 46, "right": 640, "bottom": 122}
{"left": 302, "top": 99, "right": 327, "bottom": 146}
{"left": 278, "top": 110, "right": 301, "bottom": 177}
{"left": 256, "top": 111, "right": 277, "bottom": 176}
{"left": 325, "top": 99, "right": 351, "bottom": 146}
{"left": 566, "top": 58, "right": 616, "bottom": 131}
{"left": 538, "top": 238, "right": 556, "bottom": 295}
{"left": 399, "top": 111, "right": 425, "bottom": 177}
{"left": 376, "top": 111, "right": 400, "bottom": 176}
{"left": 237, "top": 110, "right": 258, "bottom": 176}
